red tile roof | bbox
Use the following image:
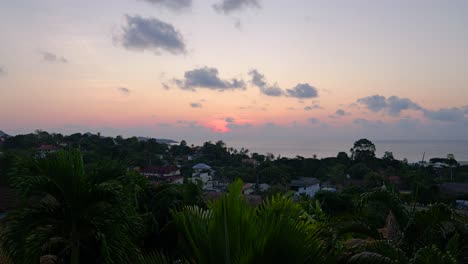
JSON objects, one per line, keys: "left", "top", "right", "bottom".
{"left": 37, "top": 144, "right": 60, "bottom": 151}
{"left": 388, "top": 176, "right": 400, "bottom": 181}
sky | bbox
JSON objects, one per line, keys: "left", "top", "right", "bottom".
{"left": 1, "top": 0, "right": 468, "bottom": 143}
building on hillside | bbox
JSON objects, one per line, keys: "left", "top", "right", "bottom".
{"left": 258, "top": 183, "right": 270, "bottom": 192}
{"left": 140, "top": 166, "right": 183, "bottom": 184}
{"left": 321, "top": 187, "right": 337, "bottom": 192}
{"left": 438, "top": 183, "right": 468, "bottom": 196}
{"left": 289, "top": 177, "right": 320, "bottom": 197}
{"left": 242, "top": 158, "right": 258, "bottom": 166}
{"left": 139, "top": 166, "right": 183, "bottom": 185}
{"left": 387, "top": 176, "right": 401, "bottom": 188}
{"left": 35, "top": 144, "right": 61, "bottom": 158}
{"left": 191, "top": 163, "right": 215, "bottom": 190}
{"left": 242, "top": 183, "right": 255, "bottom": 194}
{"left": 140, "top": 166, "right": 181, "bottom": 179}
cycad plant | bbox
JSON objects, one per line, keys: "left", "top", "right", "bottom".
{"left": 0, "top": 150, "right": 143, "bottom": 264}
{"left": 170, "top": 179, "right": 332, "bottom": 264}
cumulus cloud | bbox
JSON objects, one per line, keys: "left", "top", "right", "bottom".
{"left": 140, "top": 0, "right": 192, "bottom": 10}
{"left": 249, "top": 69, "right": 318, "bottom": 98}
{"left": 286, "top": 83, "right": 318, "bottom": 99}
{"left": 213, "top": 0, "right": 261, "bottom": 14}
{"left": 304, "top": 104, "right": 321, "bottom": 111}
{"left": 357, "top": 94, "right": 468, "bottom": 123}
{"left": 117, "top": 87, "right": 130, "bottom": 95}
{"left": 335, "top": 109, "right": 349, "bottom": 116}
{"left": 423, "top": 107, "right": 467, "bottom": 122}
{"left": 225, "top": 117, "right": 235, "bottom": 123}
{"left": 175, "top": 67, "right": 245, "bottom": 91}
{"left": 357, "top": 95, "right": 421, "bottom": 116}
{"left": 190, "top": 102, "right": 202, "bottom": 108}
{"left": 116, "top": 15, "right": 186, "bottom": 55}
{"left": 248, "top": 69, "right": 283, "bottom": 96}
{"left": 40, "top": 51, "right": 68, "bottom": 63}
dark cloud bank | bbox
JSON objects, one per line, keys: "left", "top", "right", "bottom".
{"left": 357, "top": 94, "right": 468, "bottom": 122}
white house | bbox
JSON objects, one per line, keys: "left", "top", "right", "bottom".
{"left": 191, "top": 163, "right": 215, "bottom": 190}
{"left": 289, "top": 177, "right": 320, "bottom": 197}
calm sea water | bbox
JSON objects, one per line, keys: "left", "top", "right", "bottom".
{"left": 215, "top": 140, "right": 468, "bottom": 163}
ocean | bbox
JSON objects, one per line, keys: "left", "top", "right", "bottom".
{"left": 210, "top": 139, "right": 468, "bottom": 163}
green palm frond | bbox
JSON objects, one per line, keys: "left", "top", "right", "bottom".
{"left": 138, "top": 250, "right": 190, "bottom": 264}
{"left": 333, "top": 217, "right": 382, "bottom": 241}
{"left": 411, "top": 245, "right": 457, "bottom": 264}
{"left": 403, "top": 203, "right": 457, "bottom": 251}
{"left": 347, "top": 251, "right": 397, "bottom": 264}
{"left": 172, "top": 179, "right": 331, "bottom": 264}
{"left": 359, "top": 188, "right": 409, "bottom": 228}
{"left": 360, "top": 240, "right": 409, "bottom": 263}
{"left": 1, "top": 150, "right": 142, "bottom": 264}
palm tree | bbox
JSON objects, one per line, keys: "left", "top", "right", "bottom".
{"left": 334, "top": 188, "right": 468, "bottom": 263}
{"left": 170, "top": 179, "right": 332, "bottom": 264}
{"left": 0, "top": 150, "right": 143, "bottom": 264}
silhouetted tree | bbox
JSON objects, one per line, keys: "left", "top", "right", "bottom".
{"left": 350, "top": 139, "right": 376, "bottom": 162}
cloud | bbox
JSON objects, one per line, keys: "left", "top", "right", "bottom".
{"left": 304, "top": 104, "right": 321, "bottom": 111}
{"left": 357, "top": 95, "right": 387, "bottom": 112}
{"left": 0, "top": 67, "right": 5, "bottom": 76}
{"left": 213, "top": 0, "right": 261, "bottom": 14}
{"left": 423, "top": 107, "right": 467, "bottom": 122}
{"left": 335, "top": 109, "right": 349, "bottom": 116}
{"left": 286, "top": 83, "right": 318, "bottom": 99}
{"left": 175, "top": 67, "right": 245, "bottom": 91}
{"left": 40, "top": 51, "right": 68, "bottom": 63}
{"left": 190, "top": 102, "right": 202, "bottom": 108}
{"left": 227, "top": 122, "right": 252, "bottom": 130}
{"left": 357, "top": 94, "right": 468, "bottom": 124}
{"left": 234, "top": 19, "right": 242, "bottom": 29}
{"left": 225, "top": 117, "right": 235, "bottom": 123}
{"left": 162, "top": 82, "right": 170, "bottom": 90}
{"left": 140, "top": 0, "right": 192, "bottom": 11}
{"left": 248, "top": 69, "right": 283, "bottom": 96}
{"left": 308, "top": 118, "right": 320, "bottom": 124}
{"left": 116, "top": 15, "right": 186, "bottom": 55}
{"left": 386, "top": 96, "right": 422, "bottom": 115}
{"left": 353, "top": 118, "right": 384, "bottom": 128}
{"left": 117, "top": 87, "right": 130, "bottom": 95}
{"left": 357, "top": 95, "right": 421, "bottom": 116}
{"left": 249, "top": 69, "right": 318, "bottom": 98}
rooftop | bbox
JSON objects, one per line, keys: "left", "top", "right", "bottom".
{"left": 193, "top": 163, "right": 211, "bottom": 170}
{"left": 140, "top": 165, "right": 179, "bottom": 175}
{"left": 290, "top": 177, "right": 320, "bottom": 187}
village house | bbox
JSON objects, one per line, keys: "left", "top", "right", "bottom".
{"left": 191, "top": 163, "right": 215, "bottom": 190}
{"left": 139, "top": 166, "right": 183, "bottom": 184}
{"left": 289, "top": 177, "right": 320, "bottom": 197}
{"left": 35, "top": 144, "right": 61, "bottom": 158}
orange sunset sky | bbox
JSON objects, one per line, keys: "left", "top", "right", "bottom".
{"left": 1, "top": 0, "right": 468, "bottom": 142}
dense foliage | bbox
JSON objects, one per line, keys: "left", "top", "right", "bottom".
{"left": 1, "top": 132, "right": 468, "bottom": 263}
